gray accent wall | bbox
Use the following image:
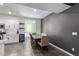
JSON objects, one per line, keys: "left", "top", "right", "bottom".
{"left": 42, "top": 4, "right": 79, "bottom": 56}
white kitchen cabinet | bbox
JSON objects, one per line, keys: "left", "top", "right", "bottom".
{"left": 3, "top": 20, "right": 19, "bottom": 44}
{"left": 4, "top": 34, "right": 19, "bottom": 44}
{"left": 0, "top": 44, "right": 4, "bottom": 56}
{"left": 0, "top": 39, "right": 7, "bottom": 56}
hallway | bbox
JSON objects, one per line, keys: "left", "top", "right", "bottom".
{"left": 4, "top": 37, "right": 69, "bottom": 56}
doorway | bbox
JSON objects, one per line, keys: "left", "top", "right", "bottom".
{"left": 25, "top": 20, "right": 36, "bottom": 37}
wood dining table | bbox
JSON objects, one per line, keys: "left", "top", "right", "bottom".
{"left": 32, "top": 35, "right": 41, "bottom": 39}
{"left": 32, "top": 35, "right": 41, "bottom": 46}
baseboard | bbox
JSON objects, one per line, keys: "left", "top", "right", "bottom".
{"left": 48, "top": 42, "right": 74, "bottom": 56}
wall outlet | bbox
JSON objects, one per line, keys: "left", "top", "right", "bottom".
{"left": 72, "top": 48, "right": 75, "bottom": 52}
{"left": 72, "top": 32, "right": 78, "bottom": 36}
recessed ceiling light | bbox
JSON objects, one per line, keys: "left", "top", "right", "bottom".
{"left": 0, "top": 3, "right": 4, "bottom": 5}
{"left": 8, "top": 11, "right": 12, "bottom": 15}
{"left": 33, "top": 9, "right": 37, "bottom": 12}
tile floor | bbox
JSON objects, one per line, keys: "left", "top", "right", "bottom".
{"left": 4, "top": 37, "right": 69, "bottom": 56}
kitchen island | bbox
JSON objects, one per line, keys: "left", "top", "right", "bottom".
{"left": 0, "top": 39, "right": 7, "bottom": 56}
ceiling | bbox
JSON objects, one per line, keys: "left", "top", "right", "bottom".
{"left": 18, "top": 3, "right": 71, "bottom": 13}
{"left": 0, "top": 3, "right": 71, "bottom": 19}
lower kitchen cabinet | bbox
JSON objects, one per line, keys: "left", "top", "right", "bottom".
{"left": 3, "top": 34, "right": 19, "bottom": 44}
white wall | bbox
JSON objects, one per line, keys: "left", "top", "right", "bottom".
{"left": 36, "top": 19, "right": 41, "bottom": 33}
{"left": 25, "top": 19, "right": 41, "bottom": 33}
{"left": 24, "top": 19, "right": 41, "bottom": 37}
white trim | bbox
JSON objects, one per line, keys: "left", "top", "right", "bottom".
{"left": 48, "top": 42, "right": 74, "bottom": 56}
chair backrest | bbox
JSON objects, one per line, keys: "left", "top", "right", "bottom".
{"left": 32, "top": 33, "right": 36, "bottom": 35}
{"left": 29, "top": 34, "right": 33, "bottom": 40}
{"left": 41, "top": 36, "right": 48, "bottom": 46}
{"left": 41, "top": 33, "right": 47, "bottom": 36}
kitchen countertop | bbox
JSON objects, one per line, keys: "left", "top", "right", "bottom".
{"left": 0, "top": 39, "right": 7, "bottom": 44}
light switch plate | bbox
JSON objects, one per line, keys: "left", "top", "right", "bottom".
{"left": 72, "top": 32, "right": 78, "bottom": 36}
